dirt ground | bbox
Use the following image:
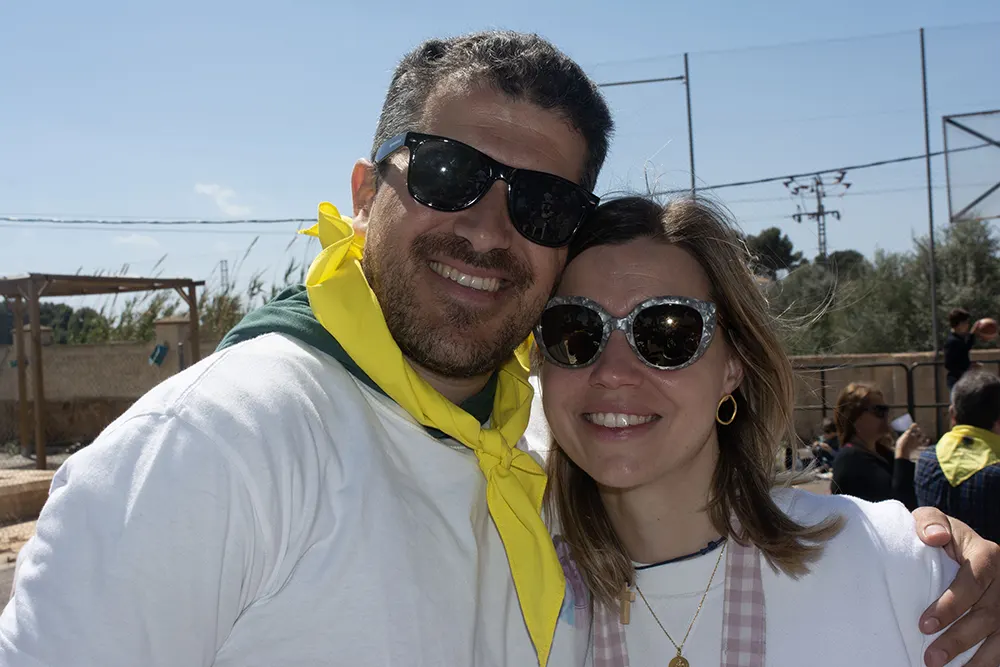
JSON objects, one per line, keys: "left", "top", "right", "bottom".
{"left": 0, "top": 521, "right": 35, "bottom": 566}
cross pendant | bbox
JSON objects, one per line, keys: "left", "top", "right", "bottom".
{"left": 619, "top": 585, "right": 635, "bottom": 624}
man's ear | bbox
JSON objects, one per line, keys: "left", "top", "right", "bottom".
{"left": 351, "top": 159, "right": 376, "bottom": 237}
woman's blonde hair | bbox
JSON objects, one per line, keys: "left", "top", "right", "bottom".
{"left": 543, "top": 196, "right": 842, "bottom": 608}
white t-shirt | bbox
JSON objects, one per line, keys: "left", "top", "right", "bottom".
{"left": 0, "top": 333, "right": 588, "bottom": 667}
{"left": 615, "top": 490, "right": 979, "bottom": 667}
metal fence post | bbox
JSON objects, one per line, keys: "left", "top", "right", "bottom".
{"left": 819, "top": 368, "right": 828, "bottom": 419}
{"left": 905, "top": 364, "right": 916, "bottom": 419}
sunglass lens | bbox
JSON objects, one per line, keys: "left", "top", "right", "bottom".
{"left": 633, "top": 304, "right": 704, "bottom": 368}
{"left": 538, "top": 304, "right": 604, "bottom": 367}
{"left": 408, "top": 139, "right": 491, "bottom": 210}
{"left": 510, "top": 173, "right": 591, "bottom": 246}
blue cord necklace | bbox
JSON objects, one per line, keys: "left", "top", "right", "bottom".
{"left": 634, "top": 536, "right": 728, "bottom": 571}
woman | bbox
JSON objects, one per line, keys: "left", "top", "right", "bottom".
{"left": 831, "top": 382, "right": 927, "bottom": 508}
{"left": 535, "top": 196, "right": 978, "bottom": 666}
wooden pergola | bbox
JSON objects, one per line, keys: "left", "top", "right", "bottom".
{"left": 0, "top": 273, "right": 205, "bottom": 469}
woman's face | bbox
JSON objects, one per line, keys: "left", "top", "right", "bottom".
{"left": 540, "top": 240, "right": 743, "bottom": 492}
{"left": 853, "top": 392, "right": 889, "bottom": 445}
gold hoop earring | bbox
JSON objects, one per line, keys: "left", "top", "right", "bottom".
{"left": 716, "top": 394, "right": 737, "bottom": 426}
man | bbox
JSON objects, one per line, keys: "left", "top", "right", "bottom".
{"left": 0, "top": 31, "right": 998, "bottom": 667}
{"left": 917, "top": 370, "right": 1000, "bottom": 543}
{"left": 945, "top": 308, "right": 983, "bottom": 390}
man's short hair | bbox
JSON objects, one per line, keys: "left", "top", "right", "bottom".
{"left": 371, "top": 31, "right": 614, "bottom": 191}
{"left": 821, "top": 417, "right": 837, "bottom": 435}
{"left": 948, "top": 307, "right": 972, "bottom": 329}
{"left": 952, "top": 370, "right": 1000, "bottom": 430}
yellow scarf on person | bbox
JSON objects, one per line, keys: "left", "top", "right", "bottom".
{"left": 301, "top": 202, "right": 564, "bottom": 667}
{"left": 936, "top": 424, "right": 1000, "bottom": 487}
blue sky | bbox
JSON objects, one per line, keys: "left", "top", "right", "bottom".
{"left": 2, "top": 0, "right": 1000, "bottom": 309}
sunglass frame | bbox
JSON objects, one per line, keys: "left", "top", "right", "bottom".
{"left": 374, "top": 131, "right": 599, "bottom": 247}
{"left": 534, "top": 295, "right": 719, "bottom": 371}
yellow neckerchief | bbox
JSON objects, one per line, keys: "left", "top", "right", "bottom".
{"left": 936, "top": 424, "right": 1000, "bottom": 487}
{"left": 301, "top": 203, "right": 564, "bottom": 667}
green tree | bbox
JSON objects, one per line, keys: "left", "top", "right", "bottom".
{"left": 765, "top": 262, "right": 838, "bottom": 355}
{"left": 923, "top": 218, "right": 1000, "bottom": 336}
{"left": 823, "top": 249, "right": 870, "bottom": 278}
{"left": 39, "top": 303, "right": 74, "bottom": 343}
{"left": 67, "top": 307, "right": 111, "bottom": 344}
{"left": 745, "top": 227, "right": 805, "bottom": 279}
{"left": 836, "top": 250, "right": 931, "bottom": 354}
{"left": 767, "top": 217, "right": 1000, "bottom": 356}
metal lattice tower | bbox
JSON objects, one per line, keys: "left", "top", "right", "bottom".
{"left": 783, "top": 171, "right": 851, "bottom": 259}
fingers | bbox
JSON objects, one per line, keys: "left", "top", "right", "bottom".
{"left": 924, "top": 609, "right": 1000, "bottom": 667}
{"left": 921, "top": 539, "right": 996, "bottom": 631}
{"left": 963, "top": 636, "right": 1000, "bottom": 667}
{"left": 908, "top": 425, "right": 930, "bottom": 445}
{"left": 913, "top": 507, "right": 954, "bottom": 549}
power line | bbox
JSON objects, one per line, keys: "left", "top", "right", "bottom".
{"left": 722, "top": 181, "right": 996, "bottom": 205}
{"left": 0, "top": 222, "right": 299, "bottom": 236}
{"left": 0, "top": 216, "right": 311, "bottom": 226}
{"left": 1, "top": 143, "right": 991, "bottom": 229}
{"left": 652, "top": 142, "right": 990, "bottom": 197}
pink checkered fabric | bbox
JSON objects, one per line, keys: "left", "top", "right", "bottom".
{"left": 592, "top": 598, "right": 629, "bottom": 667}
{"left": 721, "top": 538, "right": 765, "bottom": 666}
{"left": 588, "top": 537, "right": 765, "bottom": 667}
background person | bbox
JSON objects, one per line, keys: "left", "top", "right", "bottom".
{"left": 831, "top": 382, "right": 928, "bottom": 509}
{"left": 917, "top": 370, "right": 1000, "bottom": 543}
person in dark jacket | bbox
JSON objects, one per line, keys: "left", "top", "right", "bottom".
{"left": 811, "top": 417, "right": 839, "bottom": 471}
{"left": 917, "top": 370, "right": 1000, "bottom": 542}
{"left": 944, "top": 308, "right": 988, "bottom": 390}
{"left": 831, "top": 382, "right": 929, "bottom": 509}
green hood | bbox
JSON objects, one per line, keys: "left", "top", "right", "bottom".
{"left": 217, "top": 285, "right": 496, "bottom": 430}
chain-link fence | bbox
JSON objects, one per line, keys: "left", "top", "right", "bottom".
{"left": 589, "top": 23, "right": 1000, "bottom": 262}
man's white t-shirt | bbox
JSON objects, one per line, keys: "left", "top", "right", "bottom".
{"left": 0, "top": 334, "right": 588, "bottom": 666}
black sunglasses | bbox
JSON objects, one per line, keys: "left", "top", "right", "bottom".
{"left": 867, "top": 404, "right": 890, "bottom": 419}
{"left": 534, "top": 296, "right": 718, "bottom": 371}
{"left": 374, "top": 131, "right": 600, "bottom": 248}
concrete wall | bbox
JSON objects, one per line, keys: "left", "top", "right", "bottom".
{"left": 2, "top": 338, "right": 998, "bottom": 446}
{"left": 0, "top": 338, "right": 219, "bottom": 445}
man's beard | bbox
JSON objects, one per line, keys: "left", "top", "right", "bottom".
{"left": 364, "top": 232, "right": 544, "bottom": 379}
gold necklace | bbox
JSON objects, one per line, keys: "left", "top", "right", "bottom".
{"left": 634, "top": 541, "right": 727, "bottom": 667}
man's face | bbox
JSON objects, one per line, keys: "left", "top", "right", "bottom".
{"left": 956, "top": 321, "right": 971, "bottom": 334}
{"left": 358, "top": 84, "right": 588, "bottom": 379}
